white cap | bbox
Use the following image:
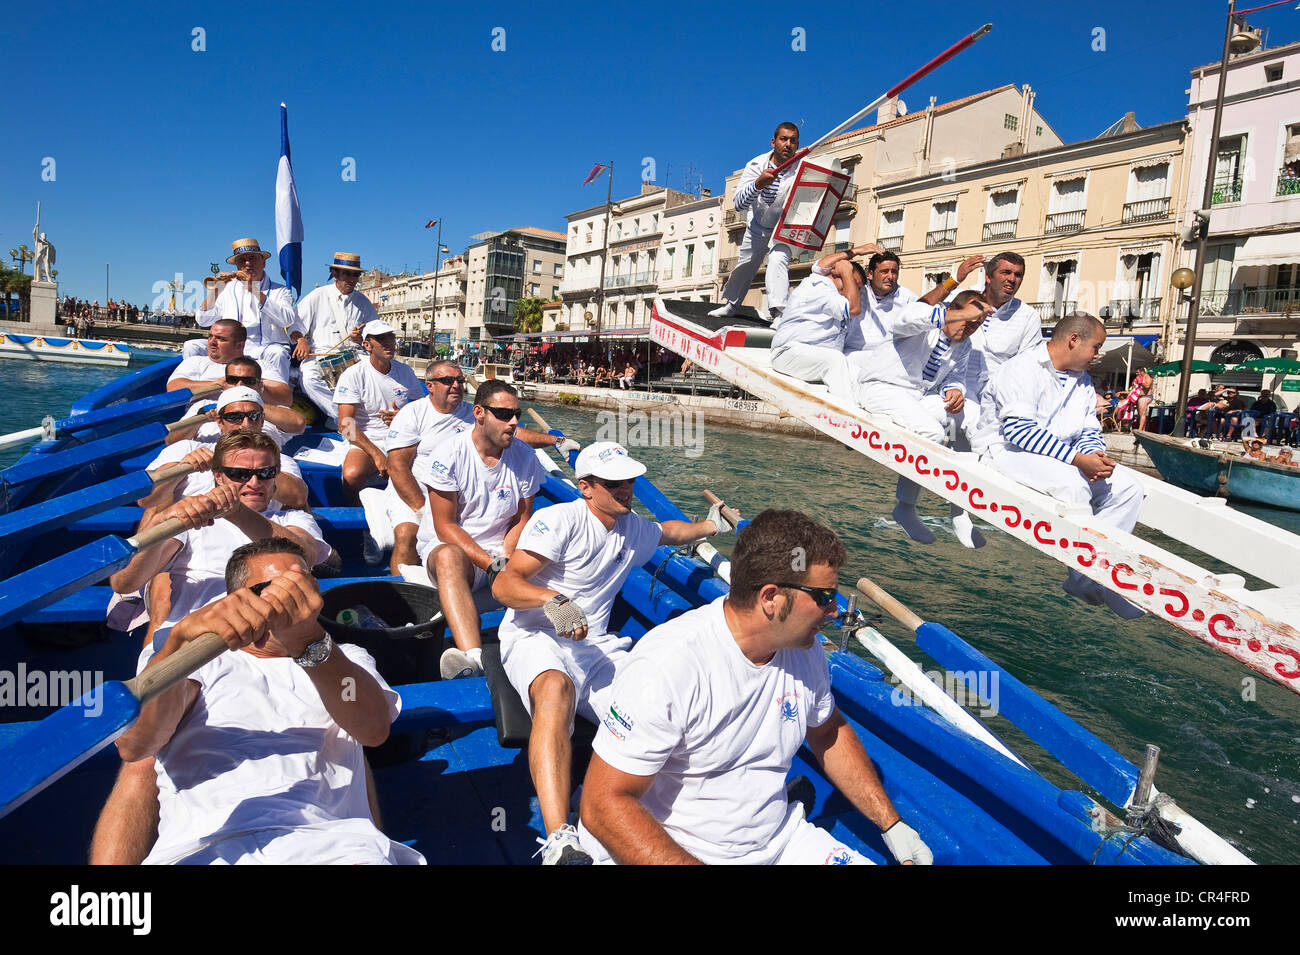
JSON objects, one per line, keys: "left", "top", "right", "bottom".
{"left": 362, "top": 319, "right": 396, "bottom": 338}
{"left": 215, "top": 386, "right": 264, "bottom": 411}
{"left": 574, "top": 441, "right": 647, "bottom": 481}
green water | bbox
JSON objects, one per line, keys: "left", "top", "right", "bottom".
{"left": 3, "top": 358, "right": 1297, "bottom": 863}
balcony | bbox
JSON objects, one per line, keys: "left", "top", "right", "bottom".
{"left": 717, "top": 258, "right": 734, "bottom": 276}
{"left": 1211, "top": 179, "right": 1242, "bottom": 205}
{"left": 682, "top": 265, "right": 693, "bottom": 278}
{"left": 436, "top": 291, "right": 466, "bottom": 305}
{"left": 1044, "top": 210, "right": 1085, "bottom": 234}
{"left": 982, "top": 218, "right": 1017, "bottom": 242}
{"left": 1029, "top": 300, "right": 1078, "bottom": 323}
{"left": 603, "top": 270, "right": 657, "bottom": 289}
{"left": 1121, "top": 197, "right": 1170, "bottom": 223}
{"left": 1200, "top": 286, "right": 1300, "bottom": 318}
{"left": 925, "top": 228, "right": 956, "bottom": 249}
{"left": 1277, "top": 170, "right": 1300, "bottom": 197}
{"left": 878, "top": 235, "right": 903, "bottom": 253}
{"left": 1105, "top": 297, "right": 1162, "bottom": 323}
{"left": 724, "top": 209, "right": 746, "bottom": 230}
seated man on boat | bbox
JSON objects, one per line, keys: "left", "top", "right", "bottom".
{"left": 850, "top": 288, "right": 994, "bottom": 548}
{"left": 291, "top": 252, "right": 375, "bottom": 428}
{"left": 385, "top": 361, "right": 565, "bottom": 576}
{"left": 112, "top": 538, "right": 424, "bottom": 865}
{"left": 492, "top": 442, "right": 730, "bottom": 864}
{"left": 190, "top": 238, "right": 300, "bottom": 365}
{"left": 170, "top": 357, "right": 306, "bottom": 445}
{"left": 768, "top": 243, "right": 879, "bottom": 402}
{"left": 974, "top": 313, "right": 1145, "bottom": 619}
{"left": 167, "top": 318, "right": 293, "bottom": 407}
{"left": 333, "top": 320, "right": 425, "bottom": 509}
{"left": 578, "top": 508, "right": 932, "bottom": 865}
{"left": 415, "top": 380, "right": 546, "bottom": 680}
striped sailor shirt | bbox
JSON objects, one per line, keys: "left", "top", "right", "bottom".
{"left": 732, "top": 152, "right": 791, "bottom": 231}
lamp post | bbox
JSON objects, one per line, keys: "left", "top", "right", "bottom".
{"left": 594, "top": 161, "right": 615, "bottom": 337}
{"left": 1171, "top": 0, "right": 1270, "bottom": 436}
{"left": 425, "top": 219, "right": 448, "bottom": 359}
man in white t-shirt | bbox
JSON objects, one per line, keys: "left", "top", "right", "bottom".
{"left": 579, "top": 508, "right": 933, "bottom": 866}
{"left": 113, "top": 538, "right": 425, "bottom": 865}
{"left": 291, "top": 252, "right": 376, "bottom": 425}
{"left": 334, "top": 320, "right": 425, "bottom": 505}
{"left": 167, "top": 319, "right": 293, "bottom": 407}
{"left": 415, "top": 380, "right": 546, "bottom": 680}
{"left": 492, "top": 442, "right": 730, "bottom": 864}
{"left": 169, "top": 356, "right": 305, "bottom": 444}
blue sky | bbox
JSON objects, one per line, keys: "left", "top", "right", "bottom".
{"left": 4, "top": 0, "right": 1297, "bottom": 307}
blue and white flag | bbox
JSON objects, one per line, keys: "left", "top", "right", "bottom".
{"left": 275, "top": 102, "right": 303, "bottom": 298}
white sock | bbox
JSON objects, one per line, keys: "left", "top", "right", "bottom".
{"left": 466, "top": 647, "right": 482, "bottom": 665}
{"left": 950, "top": 507, "right": 986, "bottom": 549}
{"left": 892, "top": 502, "right": 936, "bottom": 544}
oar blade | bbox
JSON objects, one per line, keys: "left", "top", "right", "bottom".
{"left": 0, "top": 535, "right": 136, "bottom": 631}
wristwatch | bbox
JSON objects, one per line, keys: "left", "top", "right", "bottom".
{"left": 294, "top": 632, "right": 334, "bottom": 668}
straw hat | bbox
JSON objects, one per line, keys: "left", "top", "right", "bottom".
{"left": 226, "top": 238, "right": 272, "bottom": 265}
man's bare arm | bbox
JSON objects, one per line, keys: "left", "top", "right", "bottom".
{"left": 580, "top": 754, "right": 702, "bottom": 864}
{"left": 337, "top": 403, "right": 387, "bottom": 475}
{"left": 263, "top": 404, "right": 305, "bottom": 434}
{"left": 805, "top": 709, "right": 901, "bottom": 833}
{"left": 429, "top": 488, "right": 494, "bottom": 569}
{"left": 387, "top": 445, "right": 425, "bottom": 512}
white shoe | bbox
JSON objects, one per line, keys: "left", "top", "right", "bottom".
{"left": 534, "top": 824, "right": 592, "bottom": 865}
{"left": 892, "top": 502, "right": 936, "bottom": 544}
{"left": 439, "top": 647, "right": 483, "bottom": 680}
{"left": 707, "top": 302, "right": 738, "bottom": 319}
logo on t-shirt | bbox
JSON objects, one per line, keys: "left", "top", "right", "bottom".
{"left": 431, "top": 460, "right": 450, "bottom": 478}
{"left": 493, "top": 484, "right": 513, "bottom": 502}
{"left": 602, "top": 701, "right": 635, "bottom": 742}
{"left": 531, "top": 519, "right": 550, "bottom": 535}
{"left": 776, "top": 690, "right": 802, "bottom": 724}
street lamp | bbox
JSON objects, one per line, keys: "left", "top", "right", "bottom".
{"left": 425, "top": 219, "right": 448, "bottom": 358}
{"left": 1171, "top": 0, "right": 1265, "bottom": 436}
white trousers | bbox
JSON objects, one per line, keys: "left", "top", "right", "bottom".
{"left": 720, "top": 227, "right": 792, "bottom": 310}
{"left": 987, "top": 448, "right": 1144, "bottom": 534}
{"left": 771, "top": 343, "right": 857, "bottom": 403}
{"left": 857, "top": 382, "right": 951, "bottom": 505}
{"left": 299, "top": 358, "right": 338, "bottom": 425}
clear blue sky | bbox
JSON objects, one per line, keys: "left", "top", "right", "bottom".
{"left": 4, "top": 0, "right": 1296, "bottom": 307}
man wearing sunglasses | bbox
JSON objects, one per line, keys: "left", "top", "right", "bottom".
{"left": 333, "top": 320, "right": 425, "bottom": 507}
{"left": 492, "top": 441, "right": 730, "bottom": 864}
{"left": 170, "top": 358, "right": 306, "bottom": 444}
{"left": 412, "top": 380, "right": 547, "bottom": 679}
{"left": 579, "top": 509, "right": 932, "bottom": 866}
{"left": 168, "top": 319, "right": 293, "bottom": 407}
{"left": 384, "top": 361, "right": 570, "bottom": 575}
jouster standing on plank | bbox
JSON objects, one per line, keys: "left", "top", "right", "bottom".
{"left": 710, "top": 123, "right": 802, "bottom": 322}
{"left": 292, "top": 252, "right": 376, "bottom": 427}
{"left": 973, "top": 313, "right": 1145, "bottom": 619}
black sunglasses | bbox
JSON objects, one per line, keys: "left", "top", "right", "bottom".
{"left": 225, "top": 374, "right": 260, "bottom": 387}
{"left": 219, "top": 410, "right": 264, "bottom": 424}
{"left": 592, "top": 477, "right": 634, "bottom": 489}
{"left": 219, "top": 465, "right": 278, "bottom": 482}
{"left": 482, "top": 405, "right": 522, "bottom": 422}
{"left": 773, "top": 583, "right": 840, "bottom": 608}
{"left": 429, "top": 375, "right": 466, "bottom": 386}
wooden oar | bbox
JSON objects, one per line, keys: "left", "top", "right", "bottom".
{"left": 0, "top": 628, "right": 230, "bottom": 819}
{"left": 526, "top": 409, "right": 577, "bottom": 472}
{"left": 702, "top": 490, "right": 741, "bottom": 530}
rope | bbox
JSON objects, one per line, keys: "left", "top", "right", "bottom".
{"left": 1088, "top": 797, "right": 1186, "bottom": 864}
{"left": 647, "top": 544, "right": 696, "bottom": 605}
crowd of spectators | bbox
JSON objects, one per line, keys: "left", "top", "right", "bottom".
{"left": 511, "top": 344, "right": 685, "bottom": 389}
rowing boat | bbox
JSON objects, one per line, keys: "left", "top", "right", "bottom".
{"left": 0, "top": 332, "right": 130, "bottom": 366}
{"left": 0, "top": 355, "right": 1250, "bottom": 864}
{"left": 1134, "top": 431, "right": 1300, "bottom": 513}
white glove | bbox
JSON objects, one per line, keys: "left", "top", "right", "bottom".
{"left": 542, "top": 594, "right": 588, "bottom": 640}
{"left": 557, "top": 438, "right": 581, "bottom": 456}
{"left": 706, "top": 501, "right": 735, "bottom": 537}
{"left": 881, "top": 820, "right": 933, "bottom": 865}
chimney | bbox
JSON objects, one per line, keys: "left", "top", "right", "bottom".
{"left": 701, "top": 187, "right": 711, "bottom": 198}
{"left": 877, "top": 97, "right": 899, "bottom": 124}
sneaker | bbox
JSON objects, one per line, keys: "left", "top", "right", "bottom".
{"left": 440, "top": 647, "right": 483, "bottom": 680}
{"left": 707, "top": 302, "right": 738, "bottom": 319}
{"left": 361, "top": 532, "right": 384, "bottom": 567}
{"left": 534, "top": 824, "right": 592, "bottom": 865}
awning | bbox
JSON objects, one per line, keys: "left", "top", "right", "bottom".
{"left": 1130, "top": 155, "right": 1173, "bottom": 172}
{"left": 1041, "top": 250, "right": 1080, "bottom": 266}
{"left": 1052, "top": 170, "right": 1088, "bottom": 185}
{"left": 1092, "top": 336, "right": 1156, "bottom": 376}
{"left": 1118, "top": 242, "right": 1166, "bottom": 258}
{"left": 1235, "top": 232, "right": 1300, "bottom": 268}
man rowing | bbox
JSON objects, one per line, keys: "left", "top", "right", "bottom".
{"left": 292, "top": 252, "right": 376, "bottom": 427}
{"left": 578, "top": 509, "right": 932, "bottom": 865}
{"left": 168, "top": 357, "right": 306, "bottom": 448}
{"left": 167, "top": 319, "right": 293, "bottom": 407}
{"left": 974, "top": 313, "right": 1144, "bottom": 619}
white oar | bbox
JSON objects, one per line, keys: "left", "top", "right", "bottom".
{"left": 0, "top": 417, "right": 55, "bottom": 452}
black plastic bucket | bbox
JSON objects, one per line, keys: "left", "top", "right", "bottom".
{"left": 319, "top": 581, "right": 445, "bottom": 686}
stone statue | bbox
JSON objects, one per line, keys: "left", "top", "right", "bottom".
{"left": 33, "top": 206, "right": 55, "bottom": 284}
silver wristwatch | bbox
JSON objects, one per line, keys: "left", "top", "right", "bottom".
{"left": 294, "top": 632, "right": 333, "bottom": 668}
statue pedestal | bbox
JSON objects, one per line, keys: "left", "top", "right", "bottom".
{"left": 29, "top": 281, "right": 57, "bottom": 327}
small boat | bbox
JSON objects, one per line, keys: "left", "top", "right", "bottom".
{"left": 0, "top": 332, "right": 130, "bottom": 366}
{"left": 1134, "top": 431, "right": 1300, "bottom": 513}
{"left": 0, "top": 356, "right": 1250, "bottom": 864}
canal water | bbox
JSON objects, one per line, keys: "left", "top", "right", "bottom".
{"left": 3, "top": 353, "right": 1297, "bottom": 864}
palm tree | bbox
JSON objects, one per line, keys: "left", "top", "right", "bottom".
{"left": 514, "top": 296, "right": 545, "bottom": 334}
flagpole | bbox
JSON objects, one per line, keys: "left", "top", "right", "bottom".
{"left": 595, "top": 161, "right": 614, "bottom": 338}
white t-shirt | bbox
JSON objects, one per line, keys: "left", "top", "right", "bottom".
{"left": 295, "top": 284, "right": 378, "bottom": 353}
{"left": 413, "top": 431, "right": 545, "bottom": 560}
{"left": 333, "top": 359, "right": 425, "bottom": 447}
{"left": 583, "top": 597, "right": 835, "bottom": 864}
{"left": 144, "top": 642, "right": 423, "bottom": 865}
{"left": 498, "top": 500, "right": 662, "bottom": 645}
{"left": 167, "top": 349, "right": 288, "bottom": 387}
{"left": 966, "top": 297, "right": 1044, "bottom": 399}
{"left": 386, "top": 397, "right": 475, "bottom": 454}
{"left": 146, "top": 436, "right": 302, "bottom": 495}
{"left": 159, "top": 506, "right": 329, "bottom": 637}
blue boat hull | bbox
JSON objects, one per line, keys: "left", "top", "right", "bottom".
{"left": 1135, "top": 432, "right": 1300, "bottom": 512}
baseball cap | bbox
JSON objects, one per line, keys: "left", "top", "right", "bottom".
{"left": 574, "top": 441, "right": 647, "bottom": 481}
{"left": 362, "top": 320, "right": 396, "bottom": 338}
{"left": 215, "top": 386, "right": 264, "bottom": 411}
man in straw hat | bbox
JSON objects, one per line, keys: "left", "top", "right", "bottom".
{"left": 293, "top": 252, "right": 379, "bottom": 426}
{"left": 194, "top": 237, "right": 300, "bottom": 359}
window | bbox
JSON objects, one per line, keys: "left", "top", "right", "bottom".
{"left": 530, "top": 283, "right": 540, "bottom": 296}
{"left": 1036, "top": 125, "right": 1043, "bottom": 136}
{"left": 1278, "top": 124, "right": 1300, "bottom": 196}
{"left": 703, "top": 240, "right": 715, "bottom": 276}
{"left": 554, "top": 263, "right": 563, "bottom": 276}
{"left": 1266, "top": 63, "right": 1283, "bottom": 82}
{"left": 879, "top": 207, "right": 904, "bottom": 251}
{"left": 684, "top": 244, "right": 695, "bottom": 277}
{"left": 926, "top": 199, "right": 957, "bottom": 248}
{"left": 1046, "top": 176, "right": 1087, "bottom": 232}
{"left": 984, "top": 187, "right": 1019, "bottom": 240}
{"left": 924, "top": 270, "right": 953, "bottom": 293}
{"left": 1212, "top": 135, "right": 1245, "bottom": 204}
{"left": 1124, "top": 161, "right": 1171, "bottom": 222}
{"left": 651, "top": 213, "right": 660, "bottom": 232}
{"left": 1004, "top": 113, "right": 1018, "bottom": 131}
{"left": 532, "top": 259, "right": 541, "bottom": 273}
{"left": 664, "top": 246, "right": 675, "bottom": 280}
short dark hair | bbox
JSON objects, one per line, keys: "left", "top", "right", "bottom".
{"left": 729, "top": 509, "right": 846, "bottom": 610}
{"left": 225, "top": 537, "right": 309, "bottom": 592}
{"left": 984, "top": 251, "right": 1025, "bottom": 278}
{"left": 1051, "top": 312, "right": 1104, "bottom": 342}
{"left": 950, "top": 289, "right": 989, "bottom": 310}
{"left": 474, "top": 379, "right": 518, "bottom": 407}
{"left": 210, "top": 318, "right": 246, "bottom": 343}
{"left": 226, "top": 356, "right": 261, "bottom": 379}
{"left": 773, "top": 121, "right": 799, "bottom": 140}
{"left": 849, "top": 262, "right": 867, "bottom": 286}
{"left": 867, "top": 252, "right": 900, "bottom": 273}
